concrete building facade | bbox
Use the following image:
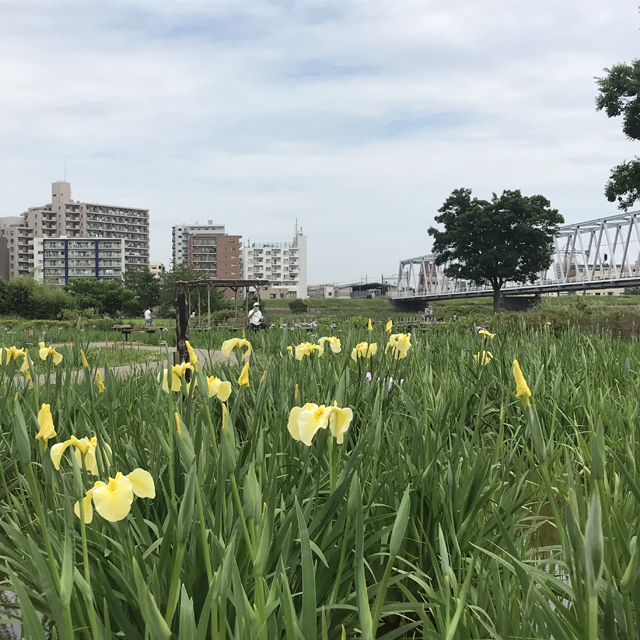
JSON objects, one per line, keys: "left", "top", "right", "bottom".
{"left": 0, "top": 182, "right": 149, "bottom": 279}
{"left": 33, "top": 238, "right": 126, "bottom": 286}
{"left": 149, "top": 261, "right": 166, "bottom": 278}
{"left": 172, "top": 222, "right": 226, "bottom": 267}
{"left": 242, "top": 227, "right": 307, "bottom": 299}
{"left": 187, "top": 234, "right": 242, "bottom": 280}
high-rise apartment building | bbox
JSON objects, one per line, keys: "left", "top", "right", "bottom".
{"left": 0, "top": 181, "right": 149, "bottom": 279}
{"left": 242, "top": 227, "right": 307, "bottom": 299}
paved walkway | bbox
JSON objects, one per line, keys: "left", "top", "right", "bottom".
{"left": 33, "top": 346, "right": 235, "bottom": 385}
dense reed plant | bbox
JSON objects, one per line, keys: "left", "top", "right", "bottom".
{"left": 2, "top": 323, "right": 640, "bottom": 638}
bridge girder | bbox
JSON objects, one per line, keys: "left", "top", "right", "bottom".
{"left": 394, "top": 210, "right": 640, "bottom": 301}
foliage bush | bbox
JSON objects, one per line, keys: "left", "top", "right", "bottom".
{"left": 288, "top": 298, "right": 308, "bottom": 313}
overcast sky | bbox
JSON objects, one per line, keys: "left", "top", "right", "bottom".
{"left": 0, "top": 0, "right": 638, "bottom": 284}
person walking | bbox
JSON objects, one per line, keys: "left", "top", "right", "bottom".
{"left": 144, "top": 307, "right": 152, "bottom": 326}
{"left": 424, "top": 305, "right": 431, "bottom": 322}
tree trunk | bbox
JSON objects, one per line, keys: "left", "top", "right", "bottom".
{"left": 493, "top": 288, "right": 501, "bottom": 314}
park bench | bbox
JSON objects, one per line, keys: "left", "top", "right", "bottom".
{"left": 112, "top": 324, "right": 158, "bottom": 341}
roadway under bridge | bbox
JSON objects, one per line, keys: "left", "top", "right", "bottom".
{"left": 392, "top": 209, "right": 640, "bottom": 307}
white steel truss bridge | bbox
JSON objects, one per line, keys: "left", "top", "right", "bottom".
{"left": 393, "top": 210, "right": 640, "bottom": 302}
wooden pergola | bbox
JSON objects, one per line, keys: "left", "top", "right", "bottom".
{"left": 174, "top": 278, "right": 269, "bottom": 363}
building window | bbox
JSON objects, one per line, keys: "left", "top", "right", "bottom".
{"left": 280, "top": 293, "right": 285, "bottom": 298}
{"left": 270, "top": 293, "right": 276, "bottom": 299}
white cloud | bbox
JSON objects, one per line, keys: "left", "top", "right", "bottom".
{"left": 0, "top": 0, "right": 638, "bottom": 283}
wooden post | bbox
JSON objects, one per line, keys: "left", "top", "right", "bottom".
{"left": 175, "top": 281, "right": 190, "bottom": 364}
{"left": 198, "top": 288, "right": 202, "bottom": 328}
{"left": 234, "top": 288, "right": 238, "bottom": 321}
{"left": 207, "top": 285, "right": 211, "bottom": 328}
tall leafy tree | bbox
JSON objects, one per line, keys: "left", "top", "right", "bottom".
{"left": 596, "top": 60, "right": 640, "bottom": 209}
{"left": 123, "top": 267, "right": 161, "bottom": 315}
{"left": 428, "top": 189, "right": 564, "bottom": 312}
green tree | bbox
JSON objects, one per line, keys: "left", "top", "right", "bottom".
{"left": 123, "top": 268, "right": 161, "bottom": 316}
{"left": 596, "top": 60, "right": 640, "bottom": 209}
{"left": 428, "top": 189, "right": 564, "bottom": 312}
{"left": 65, "top": 279, "right": 135, "bottom": 317}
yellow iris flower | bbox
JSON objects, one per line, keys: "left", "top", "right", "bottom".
{"left": 20, "top": 355, "right": 31, "bottom": 379}
{"left": 386, "top": 320, "right": 393, "bottom": 333}
{"left": 36, "top": 404, "right": 56, "bottom": 449}
{"left": 473, "top": 351, "right": 493, "bottom": 365}
{"left": 287, "top": 403, "right": 354, "bottom": 446}
{"left": 238, "top": 361, "right": 250, "bottom": 387}
{"left": 221, "top": 338, "right": 252, "bottom": 361}
{"left": 50, "top": 435, "right": 110, "bottom": 476}
{"left": 329, "top": 405, "right": 354, "bottom": 444}
{"left": 80, "top": 349, "right": 89, "bottom": 369}
{"left": 295, "top": 342, "right": 322, "bottom": 360}
{"left": 161, "top": 362, "right": 195, "bottom": 392}
{"left": 96, "top": 370, "right": 105, "bottom": 394}
{"left": 478, "top": 329, "right": 495, "bottom": 339}
{"left": 207, "top": 376, "right": 232, "bottom": 401}
{"left": 367, "top": 318, "right": 373, "bottom": 331}
{"left": 287, "top": 346, "right": 293, "bottom": 356}
{"left": 38, "top": 342, "right": 63, "bottom": 365}
{"left": 351, "top": 342, "right": 377, "bottom": 362}
{"left": 318, "top": 336, "right": 341, "bottom": 354}
{"left": 513, "top": 360, "right": 531, "bottom": 408}
{"left": 4, "top": 346, "right": 26, "bottom": 363}
{"left": 185, "top": 341, "right": 199, "bottom": 370}
{"left": 74, "top": 469, "right": 155, "bottom": 523}
{"left": 385, "top": 333, "right": 412, "bottom": 359}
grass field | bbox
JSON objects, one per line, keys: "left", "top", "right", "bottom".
{"left": 2, "top": 321, "right": 640, "bottom": 638}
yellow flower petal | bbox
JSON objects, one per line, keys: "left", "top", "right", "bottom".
{"left": 74, "top": 489, "right": 94, "bottom": 524}
{"left": 96, "top": 370, "right": 105, "bottom": 394}
{"left": 185, "top": 341, "right": 199, "bottom": 370}
{"left": 92, "top": 473, "right": 134, "bottom": 522}
{"left": 217, "top": 381, "right": 232, "bottom": 402}
{"left": 50, "top": 439, "right": 74, "bottom": 470}
{"left": 478, "top": 329, "right": 496, "bottom": 339}
{"left": 207, "top": 375, "right": 222, "bottom": 398}
{"left": 513, "top": 360, "right": 531, "bottom": 408}
{"left": 287, "top": 406, "right": 304, "bottom": 441}
{"left": 80, "top": 349, "right": 89, "bottom": 369}
{"left": 238, "top": 361, "right": 250, "bottom": 387}
{"left": 367, "top": 318, "right": 373, "bottom": 331}
{"left": 36, "top": 404, "right": 56, "bottom": 448}
{"left": 329, "top": 406, "right": 353, "bottom": 444}
{"left": 127, "top": 468, "right": 156, "bottom": 499}
{"left": 296, "top": 403, "right": 332, "bottom": 446}
{"left": 385, "top": 320, "right": 393, "bottom": 333}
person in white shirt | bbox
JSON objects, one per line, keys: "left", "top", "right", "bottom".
{"left": 248, "top": 302, "right": 263, "bottom": 329}
{"left": 144, "top": 308, "right": 152, "bottom": 326}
